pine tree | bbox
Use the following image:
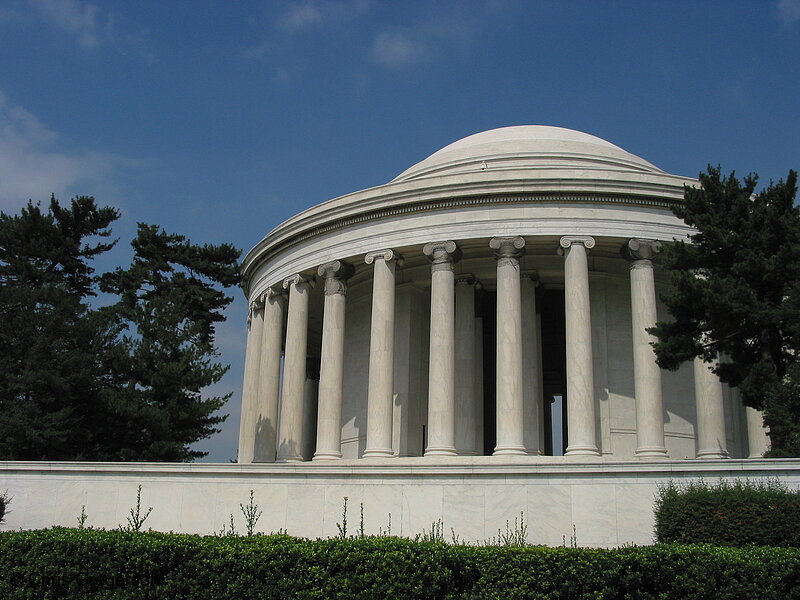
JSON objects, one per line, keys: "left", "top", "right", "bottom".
{"left": 99, "top": 224, "right": 241, "bottom": 461}
{"left": 0, "top": 196, "right": 119, "bottom": 459}
{"left": 0, "top": 199, "right": 241, "bottom": 461}
{"left": 650, "top": 166, "right": 800, "bottom": 455}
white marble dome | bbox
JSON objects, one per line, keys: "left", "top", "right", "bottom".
{"left": 393, "top": 125, "right": 664, "bottom": 182}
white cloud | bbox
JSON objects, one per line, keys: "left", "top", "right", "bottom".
{"left": 276, "top": 0, "right": 371, "bottom": 31}
{"left": 277, "top": 2, "right": 324, "bottom": 32}
{"left": 369, "top": 11, "right": 473, "bottom": 69}
{"left": 27, "top": 0, "right": 112, "bottom": 48}
{"left": 243, "top": 0, "right": 372, "bottom": 59}
{"left": 240, "top": 39, "right": 272, "bottom": 60}
{"left": 776, "top": 0, "right": 800, "bottom": 23}
{"left": 0, "top": 90, "right": 136, "bottom": 210}
{"left": 370, "top": 31, "right": 428, "bottom": 68}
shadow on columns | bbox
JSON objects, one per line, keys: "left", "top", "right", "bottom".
{"left": 253, "top": 417, "right": 277, "bottom": 462}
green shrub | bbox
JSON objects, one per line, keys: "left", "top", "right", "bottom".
{"left": 1, "top": 528, "right": 800, "bottom": 599}
{"left": 654, "top": 479, "right": 800, "bottom": 546}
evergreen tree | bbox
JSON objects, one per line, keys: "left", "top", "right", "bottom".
{"left": 0, "top": 196, "right": 119, "bottom": 459}
{"left": 0, "top": 199, "right": 241, "bottom": 461}
{"left": 650, "top": 166, "right": 800, "bottom": 455}
{"left": 99, "top": 224, "right": 241, "bottom": 461}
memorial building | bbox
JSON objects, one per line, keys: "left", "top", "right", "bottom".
{"left": 5, "top": 126, "right": 789, "bottom": 546}
{"left": 238, "top": 125, "right": 770, "bottom": 464}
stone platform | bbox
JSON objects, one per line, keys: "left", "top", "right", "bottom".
{"left": 2, "top": 458, "right": 799, "bottom": 547}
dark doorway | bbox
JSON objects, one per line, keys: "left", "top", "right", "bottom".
{"left": 480, "top": 290, "right": 497, "bottom": 455}
{"left": 540, "top": 289, "right": 567, "bottom": 455}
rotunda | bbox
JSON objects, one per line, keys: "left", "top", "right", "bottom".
{"left": 238, "top": 126, "right": 769, "bottom": 464}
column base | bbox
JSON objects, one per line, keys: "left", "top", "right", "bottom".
{"left": 312, "top": 451, "right": 342, "bottom": 461}
{"left": 425, "top": 446, "right": 457, "bottom": 456}
{"left": 493, "top": 445, "right": 527, "bottom": 456}
{"left": 565, "top": 444, "right": 600, "bottom": 456}
{"left": 696, "top": 449, "right": 730, "bottom": 459}
{"left": 363, "top": 447, "right": 394, "bottom": 458}
{"left": 635, "top": 446, "right": 669, "bottom": 459}
{"left": 276, "top": 456, "right": 304, "bottom": 463}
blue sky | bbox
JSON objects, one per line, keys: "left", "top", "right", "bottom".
{"left": 1, "top": 0, "right": 798, "bottom": 462}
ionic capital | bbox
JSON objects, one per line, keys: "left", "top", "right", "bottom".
{"left": 248, "top": 298, "right": 264, "bottom": 313}
{"left": 455, "top": 274, "right": 476, "bottom": 286}
{"left": 282, "top": 273, "right": 314, "bottom": 291}
{"left": 559, "top": 235, "right": 595, "bottom": 251}
{"left": 490, "top": 236, "right": 525, "bottom": 268}
{"left": 263, "top": 285, "right": 287, "bottom": 302}
{"left": 522, "top": 270, "right": 540, "bottom": 285}
{"left": 365, "top": 249, "right": 404, "bottom": 266}
{"left": 246, "top": 298, "right": 263, "bottom": 325}
{"left": 423, "top": 240, "right": 462, "bottom": 270}
{"left": 259, "top": 284, "right": 287, "bottom": 305}
{"left": 318, "top": 260, "right": 355, "bottom": 296}
{"left": 623, "top": 238, "right": 662, "bottom": 262}
{"left": 490, "top": 236, "right": 525, "bottom": 257}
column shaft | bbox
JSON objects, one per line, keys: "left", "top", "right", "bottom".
{"left": 521, "top": 275, "right": 543, "bottom": 455}
{"left": 364, "top": 250, "right": 401, "bottom": 457}
{"left": 238, "top": 300, "right": 264, "bottom": 463}
{"left": 693, "top": 357, "right": 729, "bottom": 458}
{"left": 491, "top": 236, "right": 526, "bottom": 455}
{"left": 455, "top": 276, "right": 478, "bottom": 455}
{"left": 746, "top": 406, "right": 770, "bottom": 458}
{"left": 424, "top": 241, "right": 460, "bottom": 456}
{"left": 626, "top": 239, "right": 668, "bottom": 458}
{"left": 474, "top": 314, "right": 485, "bottom": 455}
{"left": 314, "top": 260, "right": 353, "bottom": 460}
{"left": 254, "top": 289, "right": 286, "bottom": 462}
{"left": 301, "top": 376, "right": 318, "bottom": 461}
{"left": 277, "top": 274, "right": 312, "bottom": 462}
{"left": 560, "top": 236, "right": 600, "bottom": 456}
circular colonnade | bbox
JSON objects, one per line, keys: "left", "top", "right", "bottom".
{"left": 238, "top": 126, "right": 769, "bottom": 464}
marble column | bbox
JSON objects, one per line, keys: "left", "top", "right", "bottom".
{"left": 455, "top": 275, "right": 478, "bottom": 455}
{"left": 625, "top": 239, "right": 668, "bottom": 458}
{"left": 238, "top": 298, "right": 264, "bottom": 464}
{"left": 254, "top": 287, "right": 287, "bottom": 462}
{"left": 693, "top": 357, "right": 729, "bottom": 458}
{"left": 313, "top": 260, "right": 354, "bottom": 460}
{"left": 392, "top": 285, "right": 427, "bottom": 457}
{"left": 746, "top": 407, "right": 770, "bottom": 458}
{"left": 491, "top": 236, "right": 527, "bottom": 456}
{"left": 277, "top": 273, "right": 313, "bottom": 462}
{"left": 521, "top": 273, "right": 544, "bottom": 455}
{"left": 423, "top": 240, "right": 461, "bottom": 456}
{"left": 559, "top": 236, "right": 600, "bottom": 456}
{"left": 364, "top": 249, "right": 402, "bottom": 457}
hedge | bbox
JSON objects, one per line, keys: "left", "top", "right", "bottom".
{"left": 2, "top": 528, "right": 800, "bottom": 599}
{"left": 654, "top": 479, "right": 800, "bottom": 547}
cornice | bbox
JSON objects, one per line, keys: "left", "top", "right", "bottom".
{"left": 242, "top": 189, "right": 687, "bottom": 292}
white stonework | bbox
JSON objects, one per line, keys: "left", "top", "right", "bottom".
{"left": 237, "top": 125, "right": 772, "bottom": 466}
{"left": 5, "top": 126, "right": 788, "bottom": 545}
{"left": 2, "top": 460, "right": 798, "bottom": 547}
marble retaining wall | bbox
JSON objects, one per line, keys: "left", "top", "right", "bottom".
{"left": 2, "top": 458, "right": 799, "bottom": 548}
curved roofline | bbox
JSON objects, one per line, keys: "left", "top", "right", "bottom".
{"left": 241, "top": 166, "right": 696, "bottom": 290}
{"left": 241, "top": 126, "right": 696, "bottom": 293}
{"left": 393, "top": 125, "right": 664, "bottom": 182}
